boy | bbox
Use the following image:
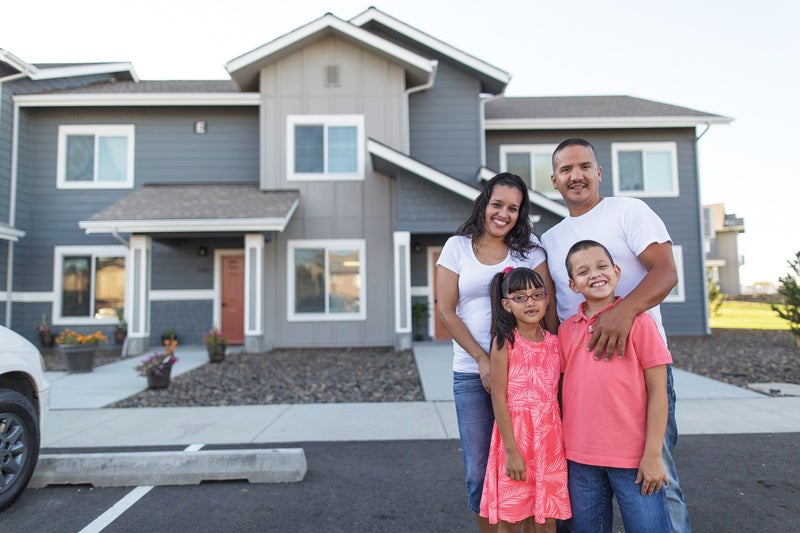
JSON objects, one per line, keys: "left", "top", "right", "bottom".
{"left": 558, "top": 240, "right": 673, "bottom": 532}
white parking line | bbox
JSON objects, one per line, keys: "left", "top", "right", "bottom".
{"left": 76, "top": 445, "right": 207, "bottom": 531}
{"left": 78, "top": 485, "right": 153, "bottom": 533}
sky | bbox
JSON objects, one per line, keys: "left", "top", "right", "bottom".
{"left": 4, "top": 0, "right": 798, "bottom": 286}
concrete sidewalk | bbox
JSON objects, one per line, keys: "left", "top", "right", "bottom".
{"left": 42, "top": 341, "right": 800, "bottom": 449}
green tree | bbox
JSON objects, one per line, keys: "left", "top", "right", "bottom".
{"left": 772, "top": 250, "right": 800, "bottom": 347}
{"left": 707, "top": 274, "right": 724, "bottom": 319}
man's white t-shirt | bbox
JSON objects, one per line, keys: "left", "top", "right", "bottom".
{"left": 436, "top": 235, "right": 547, "bottom": 373}
{"left": 541, "top": 197, "right": 672, "bottom": 342}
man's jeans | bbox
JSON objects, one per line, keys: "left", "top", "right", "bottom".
{"left": 453, "top": 371, "right": 495, "bottom": 514}
{"left": 664, "top": 364, "right": 692, "bottom": 532}
{"left": 567, "top": 460, "right": 670, "bottom": 532}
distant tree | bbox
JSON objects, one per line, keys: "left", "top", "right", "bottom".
{"left": 707, "top": 274, "right": 724, "bottom": 319}
{"left": 772, "top": 251, "right": 800, "bottom": 347}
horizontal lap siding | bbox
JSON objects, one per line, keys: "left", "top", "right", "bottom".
{"left": 487, "top": 129, "right": 706, "bottom": 335}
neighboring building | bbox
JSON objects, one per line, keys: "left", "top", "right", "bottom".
{"left": 0, "top": 8, "right": 732, "bottom": 354}
{"left": 703, "top": 203, "right": 745, "bottom": 295}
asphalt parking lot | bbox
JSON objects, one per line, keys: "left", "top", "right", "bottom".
{"left": 3, "top": 433, "right": 798, "bottom": 532}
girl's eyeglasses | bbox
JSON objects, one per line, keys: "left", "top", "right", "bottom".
{"left": 506, "top": 291, "right": 547, "bottom": 304}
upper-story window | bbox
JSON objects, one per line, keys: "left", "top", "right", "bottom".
{"left": 286, "top": 115, "right": 365, "bottom": 181}
{"left": 57, "top": 125, "right": 135, "bottom": 189}
{"left": 499, "top": 144, "right": 559, "bottom": 198}
{"left": 611, "top": 142, "right": 678, "bottom": 197}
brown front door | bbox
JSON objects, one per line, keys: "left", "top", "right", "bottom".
{"left": 432, "top": 250, "right": 453, "bottom": 341}
{"left": 221, "top": 255, "right": 245, "bottom": 344}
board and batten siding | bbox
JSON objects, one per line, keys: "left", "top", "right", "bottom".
{"left": 259, "top": 34, "right": 407, "bottom": 348}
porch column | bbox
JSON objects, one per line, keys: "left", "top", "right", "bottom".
{"left": 244, "top": 233, "right": 264, "bottom": 352}
{"left": 125, "top": 235, "right": 152, "bottom": 356}
{"left": 394, "top": 231, "right": 412, "bottom": 350}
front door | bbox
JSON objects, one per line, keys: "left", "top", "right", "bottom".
{"left": 221, "top": 255, "right": 245, "bottom": 344}
{"left": 432, "top": 249, "right": 453, "bottom": 341}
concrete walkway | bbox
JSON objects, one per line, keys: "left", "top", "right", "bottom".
{"left": 42, "top": 341, "right": 800, "bottom": 449}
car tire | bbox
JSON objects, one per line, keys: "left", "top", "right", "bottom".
{"left": 0, "top": 389, "right": 40, "bottom": 512}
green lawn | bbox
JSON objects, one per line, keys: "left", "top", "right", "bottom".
{"left": 710, "top": 300, "right": 789, "bottom": 330}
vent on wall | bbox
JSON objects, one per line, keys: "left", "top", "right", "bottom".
{"left": 325, "top": 65, "right": 340, "bottom": 87}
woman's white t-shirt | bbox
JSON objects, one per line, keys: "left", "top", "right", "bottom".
{"left": 436, "top": 235, "right": 547, "bottom": 373}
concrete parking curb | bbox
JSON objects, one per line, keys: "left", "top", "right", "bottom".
{"left": 29, "top": 448, "right": 307, "bottom": 488}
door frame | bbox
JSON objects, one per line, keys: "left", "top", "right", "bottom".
{"left": 213, "top": 248, "right": 245, "bottom": 332}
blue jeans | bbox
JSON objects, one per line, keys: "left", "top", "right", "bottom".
{"left": 664, "top": 364, "right": 692, "bottom": 532}
{"left": 567, "top": 460, "right": 670, "bottom": 533}
{"left": 453, "top": 371, "right": 495, "bottom": 514}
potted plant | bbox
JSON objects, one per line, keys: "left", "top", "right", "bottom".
{"left": 160, "top": 328, "right": 178, "bottom": 345}
{"left": 115, "top": 311, "right": 128, "bottom": 345}
{"left": 203, "top": 327, "right": 227, "bottom": 363}
{"left": 55, "top": 328, "right": 108, "bottom": 373}
{"left": 35, "top": 314, "right": 56, "bottom": 348}
{"left": 135, "top": 339, "right": 179, "bottom": 389}
{"left": 411, "top": 302, "right": 430, "bottom": 341}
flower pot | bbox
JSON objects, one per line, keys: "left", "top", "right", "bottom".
{"left": 147, "top": 366, "right": 172, "bottom": 389}
{"left": 58, "top": 344, "right": 96, "bottom": 373}
{"left": 114, "top": 330, "right": 127, "bottom": 345}
{"left": 39, "top": 332, "right": 56, "bottom": 348}
{"left": 207, "top": 344, "right": 226, "bottom": 363}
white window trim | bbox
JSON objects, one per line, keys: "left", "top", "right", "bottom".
{"left": 664, "top": 245, "right": 685, "bottom": 303}
{"left": 52, "top": 245, "right": 128, "bottom": 325}
{"left": 57, "top": 124, "right": 135, "bottom": 189}
{"left": 611, "top": 142, "right": 679, "bottom": 198}
{"left": 286, "top": 115, "right": 365, "bottom": 181}
{"left": 287, "top": 239, "right": 367, "bottom": 322}
{"left": 499, "top": 143, "right": 560, "bottom": 198}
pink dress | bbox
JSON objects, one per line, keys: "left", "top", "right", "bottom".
{"left": 480, "top": 330, "right": 572, "bottom": 524}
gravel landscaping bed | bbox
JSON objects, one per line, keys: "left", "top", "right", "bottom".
{"left": 43, "top": 329, "right": 799, "bottom": 407}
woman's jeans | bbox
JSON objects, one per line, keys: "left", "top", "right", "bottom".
{"left": 453, "top": 371, "right": 494, "bottom": 514}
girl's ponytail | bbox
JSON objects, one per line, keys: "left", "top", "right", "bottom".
{"left": 490, "top": 270, "right": 517, "bottom": 350}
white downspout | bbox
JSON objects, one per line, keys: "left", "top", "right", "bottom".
{"left": 403, "top": 60, "right": 438, "bottom": 153}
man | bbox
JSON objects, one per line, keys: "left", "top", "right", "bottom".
{"left": 541, "top": 138, "right": 691, "bottom": 532}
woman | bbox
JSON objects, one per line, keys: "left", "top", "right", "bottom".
{"left": 436, "top": 172, "right": 557, "bottom": 532}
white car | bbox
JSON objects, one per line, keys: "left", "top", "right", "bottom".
{"left": 0, "top": 325, "right": 49, "bottom": 511}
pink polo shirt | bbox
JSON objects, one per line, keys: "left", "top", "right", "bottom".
{"left": 558, "top": 298, "right": 672, "bottom": 468}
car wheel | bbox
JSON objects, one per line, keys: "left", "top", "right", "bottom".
{"left": 0, "top": 389, "right": 40, "bottom": 512}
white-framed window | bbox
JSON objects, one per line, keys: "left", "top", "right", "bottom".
{"left": 57, "top": 125, "right": 135, "bottom": 188}
{"left": 611, "top": 142, "right": 678, "bottom": 197}
{"left": 499, "top": 144, "right": 559, "bottom": 198}
{"left": 286, "top": 115, "right": 365, "bottom": 181}
{"left": 287, "top": 239, "right": 366, "bottom": 321}
{"left": 53, "top": 245, "right": 127, "bottom": 325}
{"left": 664, "top": 245, "right": 685, "bottom": 303}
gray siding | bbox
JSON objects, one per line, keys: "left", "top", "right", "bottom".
{"left": 408, "top": 60, "right": 483, "bottom": 182}
{"left": 486, "top": 128, "right": 706, "bottom": 335}
{"left": 259, "top": 35, "right": 406, "bottom": 348}
{"left": 10, "top": 105, "right": 258, "bottom": 338}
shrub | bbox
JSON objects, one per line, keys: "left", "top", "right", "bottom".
{"left": 772, "top": 251, "right": 800, "bottom": 347}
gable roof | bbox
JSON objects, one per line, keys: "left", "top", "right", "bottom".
{"left": 350, "top": 7, "right": 510, "bottom": 95}
{"left": 79, "top": 184, "right": 299, "bottom": 234}
{"left": 485, "top": 95, "right": 733, "bottom": 129}
{"left": 368, "top": 139, "right": 564, "bottom": 220}
{"left": 0, "top": 49, "right": 138, "bottom": 82}
{"left": 225, "top": 12, "right": 435, "bottom": 91}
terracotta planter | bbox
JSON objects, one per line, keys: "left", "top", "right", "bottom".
{"left": 58, "top": 344, "right": 96, "bottom": 373}
{"left": 207, "top": 343, "right": 226, "bottom": 363}
{"left": 114, "top": 330, "right": 127, "bottom": 345}
{"left": 147, "top": 366, "right": 172, "bottom": 389}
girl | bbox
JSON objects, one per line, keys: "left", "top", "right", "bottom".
{"left": 480, "top": 267, "right": 571, "bottom": 532}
